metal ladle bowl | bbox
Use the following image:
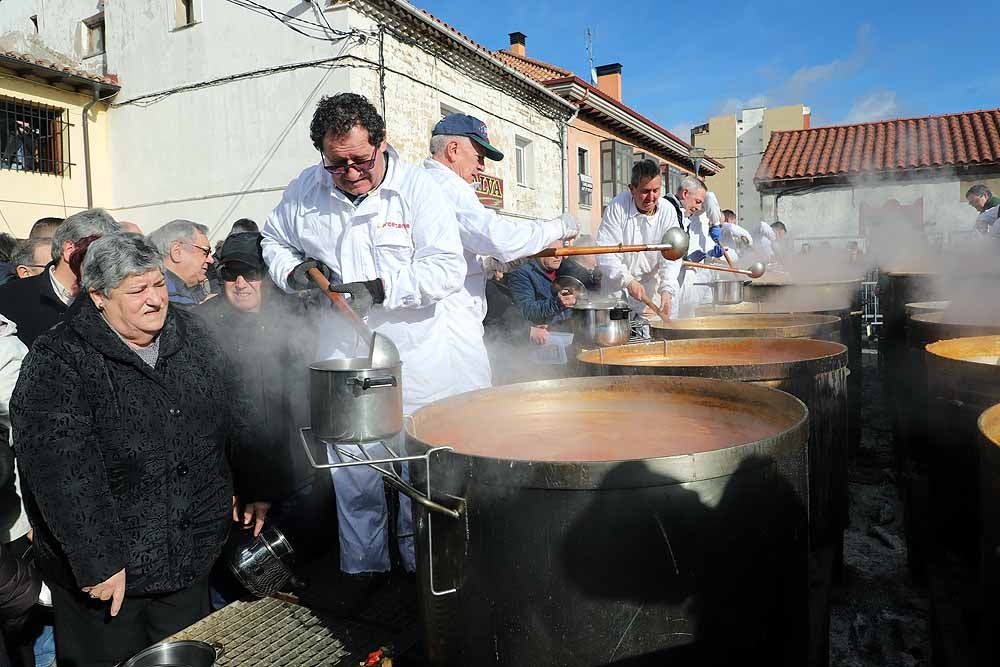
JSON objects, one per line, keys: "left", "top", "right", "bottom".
{"left": 747, "top": 262, "right": 767, "bottom": 279}
{"left": 659, "top": 227, "right": 690, "bottom": 261}
{"left": 368, "top": 331, "right": 401, "bottom": 368}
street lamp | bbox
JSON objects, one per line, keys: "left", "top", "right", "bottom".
{"left": 688, "top": 146, "right": 706, "bottom": 177}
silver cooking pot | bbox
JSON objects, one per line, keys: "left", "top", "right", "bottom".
{"left": 120, "top": 640, "right": 223, "bottom": 667}
{"left": 309, "top": 335, "right": 402, "bottom": 443}
{"left": 228, "top": 527, "right": 295, "bottom": 598}
{"left": 698, "top": 279, "right": 749, "bottom": 305}
{"left": 571, "top": 299, "right": 631, "bottom": 347}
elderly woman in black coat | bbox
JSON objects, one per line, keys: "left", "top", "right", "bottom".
{"left": 10, "top": 233, "right": 266, "bottom": 666}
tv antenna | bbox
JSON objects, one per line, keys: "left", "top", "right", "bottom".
{"left": 586, "top": 28, "right": 596, "bottom": 84}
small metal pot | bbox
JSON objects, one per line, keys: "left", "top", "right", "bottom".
{"left": 228, "top": 527, "right": 295, "bottom": 598}
{"left": 120, "top": 640, "right": 223, "bottom": 667}
{"left": 698, "top": 279, "right": 749, "bottom": 305}
{"left": 310, "top": 356, "right": 403, "bottom": 443}
{"left": 572, "top": 299, "right": 631, "bottom": 347}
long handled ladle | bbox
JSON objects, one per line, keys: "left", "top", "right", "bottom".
{"left": 532, "top": 227, "right": 691, "bottom": 261}
{"left": 683, "top": 261, "right": 766, "bottom": 279}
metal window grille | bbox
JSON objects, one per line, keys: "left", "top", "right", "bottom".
{"left": 0, "top": 96, "right": 72, "bottom": 177}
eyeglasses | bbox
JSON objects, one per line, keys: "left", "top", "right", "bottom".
{"left": 181, "top": 241, "right": 212, "bottom": 257}
{"left": 220, "top": 265, "right": 262, "bottom": 283}
{"left": 322, "top": 146, "right": 378, "bottom": 176}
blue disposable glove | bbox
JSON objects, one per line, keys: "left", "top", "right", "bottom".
{"left": 686, "top": 250, "right": 706, "bottom": 263}
{"left": 709, "top": 224, "right": 722, "bottom": 244}
{"left": 708, "top": 245, "right": 725, "bottom": 259}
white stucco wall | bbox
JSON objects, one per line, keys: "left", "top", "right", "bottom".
{"left": 0, "top": 0, "right": 106, "bottom": 74}
{"left": 2, "top": 0, "right": 567, "bottom": 235}
{"left": 346, "top": 10, "right": 564, "bottom": 221}
{"left": 760, "top": 176, "right": 986, "bottom": 250}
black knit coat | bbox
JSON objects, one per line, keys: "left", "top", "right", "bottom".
{"left": 10, "top": 297, "right": 262, "bottom": 594}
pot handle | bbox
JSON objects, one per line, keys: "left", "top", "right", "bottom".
{"left": 349, "top": 376, "right": 398, "bottom": 390}
{"left": 298, "top": 428, "right": 462, "bottom": 519}
{"left": 211, "top": 642, "right": 225, "bottom": 659}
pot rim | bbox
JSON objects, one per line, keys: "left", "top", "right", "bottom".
{"left": 310, "top": 358, "right": 402, "bottom": 372}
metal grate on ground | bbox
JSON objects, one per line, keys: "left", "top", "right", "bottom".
{"left": 167, "top": 598, "right": 354, "bottom": 666}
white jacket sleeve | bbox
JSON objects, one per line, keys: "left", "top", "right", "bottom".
{"left": 452, "top": 185, "right": 563, "bottom": 261}
{"left": 381, "top": 176, "right": 466, "bottom": 310}
{"left": 262, "top": 180, "right": 307, "bottom": 293}
{"left": 0, "top": 334, "right": 26, "bottom": 421}
{"left": 722, "top": 222, "right": 753, "bottom": 243}
{"left": 757, "top": 221, "right": 777, "bottom": 241}
{"left": 595, "top": 202, "right": 634, "bottom": 291}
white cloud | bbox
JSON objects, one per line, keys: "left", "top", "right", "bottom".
{"left": 843, "top": 91, "right": 899, "bottom": 123}
{"left": 715, "top": 95, "right": 769, "bottom": 116}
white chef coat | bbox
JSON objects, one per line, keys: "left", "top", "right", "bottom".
{"left": 596, "top": 190, "right": 683, "bottom": 317}
{"left": 261, "top": 146, "right": 466, "bottom": 574}
{"left": 262, "top": 146, "right": 466, "bottom": 414}
{"left": 422, "top": 158, "right": 563, "bottom": 392}
{"left": 754, "top": 221, "right": 778, "bottom": 260}
{"left": 678, "top": 209, "right": 717, "bottom": 318}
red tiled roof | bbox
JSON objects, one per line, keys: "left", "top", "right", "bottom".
{"left": 493, "top": 49, "right": 571, "bottom": 82}
{"left": 756, "top": 108, "right": 1000, "bottom": 186}
{"left": 0, "top": 50, "right": 118, "bottom": 86}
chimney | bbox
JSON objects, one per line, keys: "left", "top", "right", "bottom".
{"left": 509, "top": 32, "right": 526, "bottom": 57}
{"left": 595, "top": 63, "right": 622, "bottom": 102}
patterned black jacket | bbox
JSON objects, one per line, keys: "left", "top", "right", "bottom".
{"left": 10, "top": 297, "right": 251, "bottom": 594}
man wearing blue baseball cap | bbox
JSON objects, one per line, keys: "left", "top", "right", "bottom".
{"left": 424, "top": 113, "right": 580, "bottom": 390}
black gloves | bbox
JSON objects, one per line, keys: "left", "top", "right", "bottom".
{"left": 288, "top": 258, "right": 337, "bottom": 291}
{"left": 328, "top": 279, "right": 385, "bottom": 316}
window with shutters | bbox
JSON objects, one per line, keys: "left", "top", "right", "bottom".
{"left": 578, "top": 147, "right": 592, "bottom": 208}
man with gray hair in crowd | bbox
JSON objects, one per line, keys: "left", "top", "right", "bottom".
{"left": 11, "top": 237, "right": 51, "bottom": 279}
{"left": 148, "top": 219, "right": 216, "bottom": 309}
{"left": 0, "top": 208, "right": 120, "bottom": 347}
{"left": 423, "top": 113, "right": 578, "bottom": 391}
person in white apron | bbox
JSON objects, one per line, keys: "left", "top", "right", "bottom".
{"left": 596, "top": 161, "right": 696, "bottom": 320}
{"left": 262, "top": 94, "right": 466, "bottom": 577}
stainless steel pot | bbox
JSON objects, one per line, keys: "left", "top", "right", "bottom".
{"left": 228, "top": 527, "right": 295, "bottom": 598}
{"left": 120, "top": 640, "right": 223, "bottom": 667}
{"left": 698, "top": 279, "right": 748, "bottom": 305}
{"left": 571, "top": 299, "right": 631, "bottom": 347}
{"left": 309, "top": 352, "right": 402, "bottom": 443}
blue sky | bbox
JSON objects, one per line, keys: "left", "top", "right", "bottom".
{"left": 414, "top": 0, "right": 999, "bottom": 141}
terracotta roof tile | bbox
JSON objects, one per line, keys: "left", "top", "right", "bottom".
{"left": 492, "top": 50, "right": 571, "bottom": 83}
{"left": 0, "top": 49, "right": 118, "bottom": 86}
{"left": 756, "top": 108, "right": 1000, "bottom": 185}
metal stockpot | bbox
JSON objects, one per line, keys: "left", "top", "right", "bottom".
{"left": 228, "top": 527, "right": 295, "bottom": 598}
{"left": 571, "top": 299, "right": 631, "bottom": 347}
{"left": 405, "top": 375, "right": 810, "bottom": 666}
{"left": 651, "top": 313, "right": 840, "bottom": 341}
{"left": 698, "top": 279, "right": 748, "bottom": 305}
{"left": 120, "top": 641, "right": 224, "bottom": 667}
{"left": 309, "top": 357, "right": 402, "bottom": 443}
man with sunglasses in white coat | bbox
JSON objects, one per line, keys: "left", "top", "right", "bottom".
{"left": 423, "top": 113, "right": 579, "bottom": 391}
{"left": 262, "top": 94, "right": 465, "bottom": 588}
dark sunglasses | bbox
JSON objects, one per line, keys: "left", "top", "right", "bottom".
{"left": 322, "top": 146, "right": 378, "bottom": 176}
{"left": 220, "top": 265, "right": 262, "bottom": 282}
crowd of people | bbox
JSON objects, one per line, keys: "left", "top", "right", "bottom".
{"left": 0, "top": 91, "right": 774, "bottom": 666}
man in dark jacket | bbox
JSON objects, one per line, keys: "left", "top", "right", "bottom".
{"left": 0, "top": 208, "right": 120, "bottom": 348}
{"left": 196, "top": 233, "right": 329, "bottom": 554}
{"left": 507, "top": 242, "right": 578, "bottom": 326}
{"left": 148, "top": 219, "right": 215, "bottom": 309}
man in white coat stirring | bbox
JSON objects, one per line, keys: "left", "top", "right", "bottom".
{"left": 597, "top": 163, "right": 702, "bottom": 320}
{"left": 262, "top": 93, "right": 466, "bottom": 582}
{"left": 423, "top": 113, "right": 578, "bottom": 390}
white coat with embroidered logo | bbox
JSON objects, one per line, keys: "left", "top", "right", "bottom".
{"left": 262, "top": 146, "right": 466, "bottom": 574}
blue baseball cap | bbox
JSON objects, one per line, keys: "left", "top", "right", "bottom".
{"left": 432, "top": 113, "right": 504, "bottom": 161}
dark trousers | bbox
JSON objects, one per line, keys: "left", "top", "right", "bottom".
{"left": 50, "top": 577, "right": 209, "bottom": 667}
